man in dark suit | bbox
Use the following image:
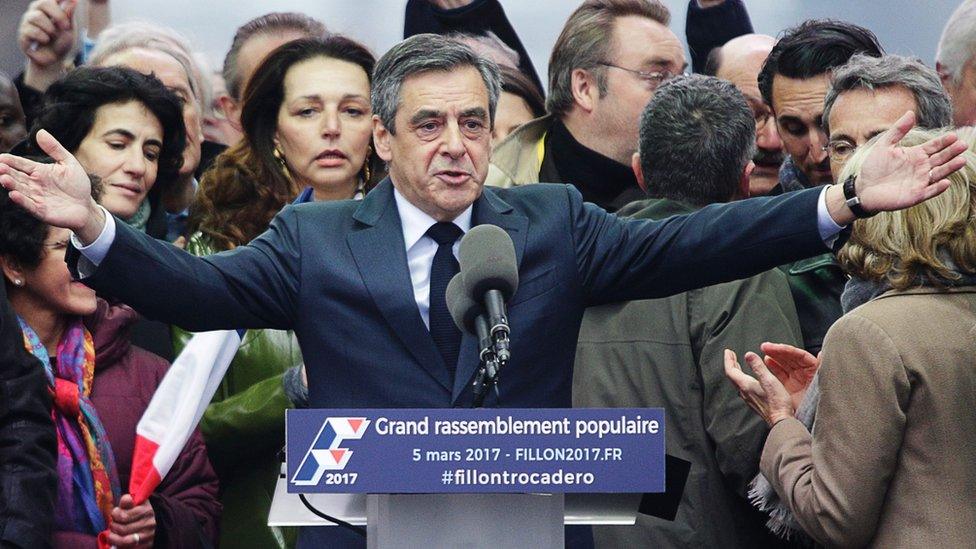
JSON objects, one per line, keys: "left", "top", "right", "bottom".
{"left": 0, "top": 33, "right": 966, "bottom": 548}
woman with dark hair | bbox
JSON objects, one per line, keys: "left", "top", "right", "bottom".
{"left": 0, "top": 182, "right": 220, "bottom": 549}
{"left": 176, "top": 35, "right": 379, "bottom": 549}
{"left": 25, "top": 66, "right": 186, "bottom": 240}
{"left": 191, "top": 35, "right": 380, "bottom": 249}
{"left": 494, "top": 64, "right": 545, "bottom": 142}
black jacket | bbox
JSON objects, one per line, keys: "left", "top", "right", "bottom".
{"left": 0, "top": 284, "right": 57, "bottom": 548}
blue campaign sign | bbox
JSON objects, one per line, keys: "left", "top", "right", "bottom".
{"left": 286, "top": 408, "right": 664, "bottom": 494}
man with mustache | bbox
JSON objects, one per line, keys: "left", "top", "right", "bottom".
{"left": 705, "top": 34, "right": 784, "bottom": 195}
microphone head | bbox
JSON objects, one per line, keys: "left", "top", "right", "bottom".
{"left": 458, "top": 224, "right": 519, "bottom": 299}
{"left": 446, "top": 273, "right": 483, "bottom": 334}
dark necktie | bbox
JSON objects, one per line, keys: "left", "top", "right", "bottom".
{"left": 426, "top": 222, "right": 464, "bottom": 377}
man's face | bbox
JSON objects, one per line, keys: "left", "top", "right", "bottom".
{"left": 373, "top": 67, "right": 492, "bottom": 221}
{"left": 941, "top": 57, "right": 976, "bottom": 126}
{"left": 221, "top": 30, "right": 312, "bottom": 135}
{"left": 770, "top": 73, "right": 832, "bottom": 185}
{"left": 0, "top": 77, "right": 26, "bottom": 153}
{"left": 826, "top": 85, "right": 917, "bottom": 181}
{"left": 715, "top": 42, "right": 783, "bottom": 195}
{"left": 589, "top": 15, "right": 685, "bottom": 165}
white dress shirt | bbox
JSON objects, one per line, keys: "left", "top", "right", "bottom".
{"left": 71, "top": 185, "right": 843, "bottom": 307}
{"left": 393, "top": 188, "right": 472, "bottom": 328}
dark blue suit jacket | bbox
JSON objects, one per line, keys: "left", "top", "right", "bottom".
{"left": 76, "top": 179, "right": 828, "bottom": 410}
{"left": 73, "top": 179, "right": 829, "bottom": 547}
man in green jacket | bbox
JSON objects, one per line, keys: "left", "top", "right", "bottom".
{"left": 573, "top": 75, "right": 802, "bottom": 548}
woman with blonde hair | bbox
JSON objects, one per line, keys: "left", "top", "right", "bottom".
{"left": 726, "top": 128, "right": 976, "bottom": 547}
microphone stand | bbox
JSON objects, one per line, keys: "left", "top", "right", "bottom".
{"left": 471, "top": 315, "right": 503, "bottom": 408}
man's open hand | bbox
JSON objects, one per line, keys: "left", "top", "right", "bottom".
{"left": 0, "top": 129, "right": 104, "bottom": 242}
{"left": 828, "top": 111, "right": 968, "bottom": 225}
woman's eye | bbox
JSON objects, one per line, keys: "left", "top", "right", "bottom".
{"left": 145, "top": 151, "right": 160, "bottom": 161}
{"left": 344, "top": 107, "right": 365, "bottom": 117}
{"left": 108, "top": 141, "right": 126, "bottom": 150}
{"left": 298, "top": 108, "right": 317, "bottom": 117}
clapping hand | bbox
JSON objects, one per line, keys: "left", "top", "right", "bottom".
{"left": 829, "top": 111, "right": 969, "bottom": 224}
{"left": 0, "top": 129, "right": 104, "bottom": 242}
{"left": 724, "top": 349, "right": 795, "bottom": 427}
{"left": 760, "top": 342, "right": 820, "bottom": 412}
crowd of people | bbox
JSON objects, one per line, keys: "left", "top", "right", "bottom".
{"left": 0, "top": 1, "right": 973, "bottom": 548}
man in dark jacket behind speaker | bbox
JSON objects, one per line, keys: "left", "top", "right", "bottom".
{"left": 574, "top": 74, "right": 803, "bottom": 548}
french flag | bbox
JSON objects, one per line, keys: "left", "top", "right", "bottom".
{"left": 98, "top": 329, "right": 243, "bottom": 548}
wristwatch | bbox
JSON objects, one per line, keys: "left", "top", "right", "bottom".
{"left": 842, "top": 175, "right": 875, "bottom": 218}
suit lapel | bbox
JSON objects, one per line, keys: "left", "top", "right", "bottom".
{"left": 348, "top": 180, "right": 452, "bottom": 392}
{"left": 451, "top": 188, "right": 529, "bottom": 404}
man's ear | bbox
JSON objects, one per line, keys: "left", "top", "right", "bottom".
{"left": 570, "top": 68, "right": 598, "bottom": 113}
{"left": 631, "top": 152, "right": 647, "bottom": 192}
{"left": 737, "top": 160, "right": 755, "bottom": 200}
{"left": 372, "top": 115, "right": 394, "bottom": 162}
{"left": 218, "top": 94, "right": 243, "bottom": 132}
{"left": 0, "top": 255, "right": 25, "bottom": 288}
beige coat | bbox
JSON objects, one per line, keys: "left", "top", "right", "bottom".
{"left": 485, "top": 114, "right": 552, "bottom": 189}
{"left": 762, "top": 286, "right": 976, "bottom": 548}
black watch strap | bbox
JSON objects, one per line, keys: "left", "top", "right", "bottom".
{"left": 842, "top": 175, "right": 875, "bottom": 218}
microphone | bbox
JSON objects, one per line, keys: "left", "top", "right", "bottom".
{"left": 446, "top": 273, "right": 498, "bottom": 405}
{"left": 446, "top": 274, "right": 491, "bottom": 360}
{"left": 458, "top": 225, "right": 519, "bottom": 363}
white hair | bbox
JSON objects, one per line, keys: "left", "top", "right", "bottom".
{"left": 89, "top": 21, "right": 209, "bottom": 114}
{"left": 936, "top": 0, "right": 976, "bottom": 83}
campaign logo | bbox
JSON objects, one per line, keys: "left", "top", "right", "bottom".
{"left": 291, "top": 417, "right": 370, "bottom": 486}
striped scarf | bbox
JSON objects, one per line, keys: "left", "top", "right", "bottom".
{"left": 19, "top": 317, "right": 121, "bottom": 535}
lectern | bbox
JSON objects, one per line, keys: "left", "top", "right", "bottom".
{"left": 275, "top": 408, "right": 670, "bottom": 549}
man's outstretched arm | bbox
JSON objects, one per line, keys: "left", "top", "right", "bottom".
{"left": 0, "top": 130, "right": 301, "bottom": 331}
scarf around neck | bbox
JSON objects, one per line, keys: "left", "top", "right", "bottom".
{"left": 19, "top": 316, "right": 121, "bottom": 535}
{"left": 122, "top": 198, "right": 151, "bottom": 233}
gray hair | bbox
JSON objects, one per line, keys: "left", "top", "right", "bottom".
{"left": 223, "top": 12, "right": 328, "bottom": 100}
{"left": 936, "top": 0, "right": 976, "bottom": 84}
{"left": 372, "top": 34, "right": 501, "bottom": 135}
{"left": 823, "top": 54, "right": 952, "bottom": 135}
{"left": 638, "top": 74, "right": 755, "bottom": 207}
{"left": 89, "top": 21, "right": 208, "bottom": 115}
{"left": 448, "top": 31, "right": 520, "bottom": 70}
{"left": 546, "top": 0, "right": 670, "bottom": 117}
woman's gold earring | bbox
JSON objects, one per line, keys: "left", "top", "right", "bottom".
{"left": 362, "top": 146, "right": 373, "bottom": 183}
{"left": 273, "top": 146, "right": 293, "bottom": 182}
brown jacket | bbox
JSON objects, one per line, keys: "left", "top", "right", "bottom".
{"left": 575, "top": 199, "right": 803, "bottom": 548}
{"left": 762, "top": 286, "right": 976, "bottom": 548}
{"left": 485, "top": 114, "right": 551, "bottom": 189}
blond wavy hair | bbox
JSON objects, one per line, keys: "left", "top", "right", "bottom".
{"left": 837, "top": 128, "right": 976, "bottom": 289}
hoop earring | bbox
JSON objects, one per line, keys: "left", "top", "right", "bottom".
{"left": 273, "top": 146, "right": 293, "bottom": 182}
{"left": 362, "top": 145, "right": 373, "bottom": 183}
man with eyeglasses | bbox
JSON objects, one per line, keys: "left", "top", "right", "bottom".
{"left": 487, "top": 0, "right": 713, "bottom": 211}
{"left": 823, "top": 54, "right": 952, "bottom": 186}
{"left": 705, "top": 34, "right": 784, "bottom": 196}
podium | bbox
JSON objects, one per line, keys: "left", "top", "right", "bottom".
{"left": 269, "top": 480, "right": 644, "bottom": 548}
{"left": 276, "top": 408, "right": 667, "bottom": 548}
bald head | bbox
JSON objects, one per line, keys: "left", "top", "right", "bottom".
{"left": 713, "top": 34, "right": 776, "bottom": 96}
{"left": 709, "top": 34, "right": 783, "bottom": 195}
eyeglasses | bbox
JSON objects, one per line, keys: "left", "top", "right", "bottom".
{"left": 597, "top": 62, "right": 686, "bottom": 90}
{"left": 822, "top": 140, "right": 857, "bottom": 163}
